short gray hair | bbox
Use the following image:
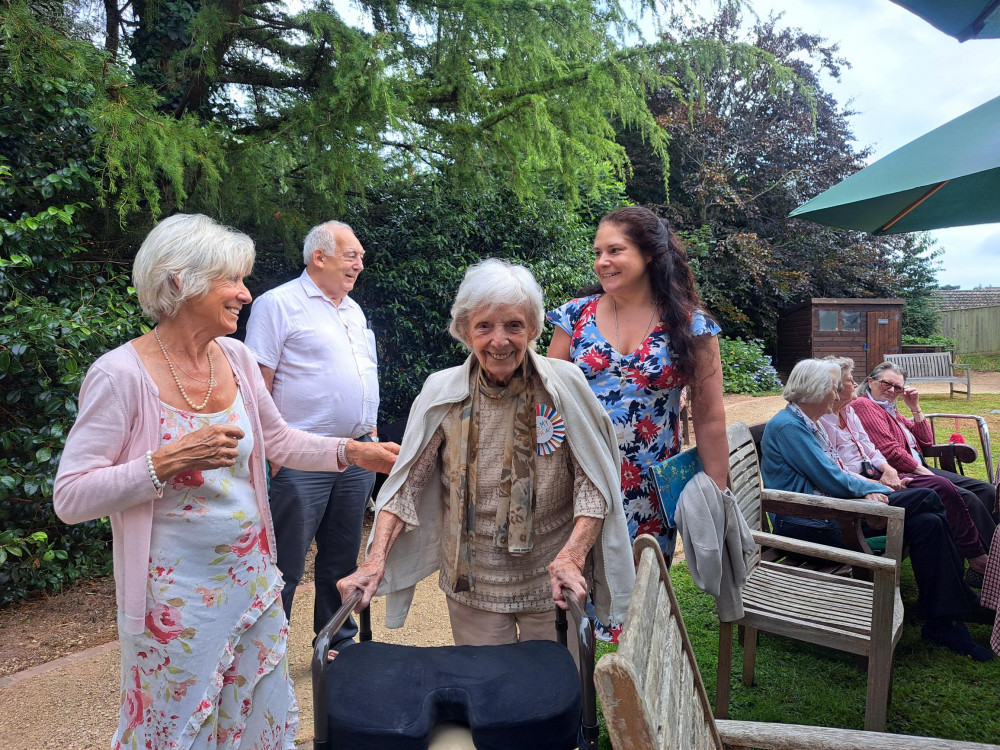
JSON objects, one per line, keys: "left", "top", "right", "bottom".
{"left": 303, "top": 221, "right": 352, "bottom": 266}
{"left": 856, "top": 361, "right": 907, "bottom": 397}
{"left": 823, "top": 355, "right": 855, "bottom": 378}
{"left": 133, "top": 214, "right": 254, "bottom": 322}
{"left": 449, "top": 259, "right": 545, "bottom": 349}
{"left": 783, "top": 358, "right": 841, "bottom": 404}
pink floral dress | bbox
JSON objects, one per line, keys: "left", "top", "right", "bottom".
{"left": 114, "top": 392, "right": 297, "bottom": 750}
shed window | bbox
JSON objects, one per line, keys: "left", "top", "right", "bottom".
{"left": 842, "top": 311, "right": 861, "bottom": 331}
{"left": 818, "top": 310, "right": 839, "bottom": 331}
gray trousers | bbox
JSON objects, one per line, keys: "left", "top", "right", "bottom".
{"left": 269, "top": 459, "right": 375, "bottom": 646}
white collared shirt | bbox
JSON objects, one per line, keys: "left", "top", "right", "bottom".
{"left": 245, "top": 270, "right": 379, "bottom": 437}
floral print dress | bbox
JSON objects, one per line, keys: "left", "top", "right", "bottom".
{"left": 114, "top": 392, "right": 297, "bottom": 750}
{"left": 547, "top": 295, "right": 721, "bottom": 551}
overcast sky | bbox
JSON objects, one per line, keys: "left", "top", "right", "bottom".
{"left": 666, "top": 0, "right": 1000, "bottom": 288}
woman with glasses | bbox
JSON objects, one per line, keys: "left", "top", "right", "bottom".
{"left": 820, "top": 358, "right": 989, "bottom": 576}
{"left": 853, "top": 361, "right": 996, "bottom": 580}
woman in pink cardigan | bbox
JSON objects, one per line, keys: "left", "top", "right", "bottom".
{"left": 54, "top": 214, "right": 397, "bottom": 750}
{"left": 852, "top": 361, "right": 996, "bottom": 582}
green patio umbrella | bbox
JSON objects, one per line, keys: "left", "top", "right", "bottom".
{"left": 891, "top": 0, "right": 1000, "bottom": 41}
{"left": 789, "top": 93, "right": 1000, "bottom": 234}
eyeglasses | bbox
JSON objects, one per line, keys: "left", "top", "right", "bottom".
{"left": 873, "top": 379, "right": 905, "bottom": 393}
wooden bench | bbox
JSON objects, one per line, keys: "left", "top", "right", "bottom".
{"left": 884, "top": 352, "right": 971, "bottom": 400}
{"left": 595, "top": 536, "right": 1000, "bottom": 750}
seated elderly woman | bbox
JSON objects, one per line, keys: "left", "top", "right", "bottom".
{"left": 819, "top": 357, "right": 989, "bottom": 576}
{"left": 761, "top": 358, "right": 992, "bottom": 661}
{"left": 852, "top": 360, "right": 997, "bottom": 567}
{"left": 338, "top": 259, "right": 634, "bottom": 649}
{"left": 54, "top": 214, "right": 399, "bottom": 748}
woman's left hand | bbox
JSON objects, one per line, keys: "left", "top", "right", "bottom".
{"left": 901, "top": 386, "right": 921, "bottom": 413}
{"left": 548, "top": 552, "right": 587, "bottom": 611}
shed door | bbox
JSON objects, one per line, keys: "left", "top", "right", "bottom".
{"left": 866, "top": 310, "right": 901, "bottom": 373}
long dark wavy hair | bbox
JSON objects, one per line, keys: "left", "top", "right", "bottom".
{"left": 584, "top": 206, "right": 715, "bottom": 383}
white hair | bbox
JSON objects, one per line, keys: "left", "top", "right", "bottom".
{"left": 783, "top": 358, "right": 841, "bottom": 404}
{"left": 823, "top": 355, "right": 855, "bottom": 377}
{"left": 303, "top": 221, "right": 353, "bottom": 266}
{"left": 449, "top": 259, "right": 545, "bottom": 349}
{"left": 133, "top": 214, "right": 254, "bottom": 322}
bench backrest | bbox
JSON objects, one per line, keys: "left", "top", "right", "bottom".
{"left": 885, "top": 352, "right": 954, "bottom": 377}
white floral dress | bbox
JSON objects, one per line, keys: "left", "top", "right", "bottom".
{"left": 113, "top": 392, "right": 297, "bottom": 750}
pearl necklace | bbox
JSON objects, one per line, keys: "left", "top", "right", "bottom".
{"left": 154, "top": 327, "right": 215, "bottom": 411}
{"left": 612, "top": 297, "right": 658, "bottom": 389}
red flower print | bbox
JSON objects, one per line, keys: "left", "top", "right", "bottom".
{"left": 222, "top": 651, "right": 242, "bottom": 686}
{"left": 630, "top": 369, "right": 652, "bottom": 390}
{"left": 635, "top": 416, "right": 660, "bottom": 444}
{"left": 162, "top": 433, "right": 171, "bottom": 441}
{"left": 123, "top": 666, "right": 147, "bottom": 729}
{"left": 169, "top": 469, "right": 204, "bottom": 489}
{"left": 581, "top": 351, "right": 611, "bottom": 372}
{"left": 257, "top": 529, "right": 270, "bottom": 557}
{"left": 145, "top": 603, "right": 184, "bottom": 645}
{"left": 652, "top": 367, "right": 680, "bottom": 390}
{"left": 636, "top": 516, "right": 664, "bottom": 538}
{"left": 231, "top": 528, "right": 259, "bottom": 558}
{"left": 621, "top": 460, "right": 643, "bottom": 493}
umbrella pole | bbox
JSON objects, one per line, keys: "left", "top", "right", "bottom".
{"left": 879, "top": 179, "right": 950, "bottom": 232}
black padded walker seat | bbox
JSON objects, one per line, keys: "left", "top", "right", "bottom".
{"left": 324, "top": 640, "right": 582, "bottom": 750}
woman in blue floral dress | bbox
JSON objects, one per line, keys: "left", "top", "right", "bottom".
{"left": 548, "top": 206, "right": 729, "bottom": 578}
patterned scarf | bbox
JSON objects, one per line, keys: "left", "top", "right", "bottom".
{"left": 448, "top": 356, "right": 537, "bottom": 593}
{"left": 789, "top": 402, "right": 841, "bottom": 466}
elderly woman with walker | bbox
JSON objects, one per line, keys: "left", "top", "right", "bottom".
{"left": 338, "top": 259, "right": 634, "bottom": 652}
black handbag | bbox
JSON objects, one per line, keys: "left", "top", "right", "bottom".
{"left": 859, "top": 460, "right": 878, "bottom": 479}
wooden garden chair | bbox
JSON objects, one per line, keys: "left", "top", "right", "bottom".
{"left": 719, "top": 421, "right": 905, "bottom": 732}
{"left": 594, "top": 535, "right": 1000, "bottom": 750}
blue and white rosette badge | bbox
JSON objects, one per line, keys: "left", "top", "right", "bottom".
{"left": 535, "top": 404, "right": 566, "bottom": 456}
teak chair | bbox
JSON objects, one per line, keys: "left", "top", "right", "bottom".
{"left": 595, "top": 535, "right": 1000, "bottom": 750}
{"left": 718, "top": 421, "right": 906, "bottom": 732}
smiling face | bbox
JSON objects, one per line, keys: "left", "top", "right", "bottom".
{"left": 468, "top": 305, "right": 532, "bottom": 386}
{"left": 868, "top": 368, "right": 906, "bottom": 404}
{"left": 592, "top": 222, "right": 651, "bottom": 294}
{"left": 189, "top": 275, "right": 252, "bottom": 335}
{"left": 310, "top": 225, "right": 365, "bottom": 304}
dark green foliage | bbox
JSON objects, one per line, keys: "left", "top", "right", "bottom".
{"left": 718, "top": 336, "right": 782, "bottom": 394}
{"left": 0, "top": 41, "right": 142, "bottom": 603}
{"left": 624, "top": 7, "right": 943, "bottom": 346}
{"left": 253, "top": 179, "right": 613, "bottom": 423}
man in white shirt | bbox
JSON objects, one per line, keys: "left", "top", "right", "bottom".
{"left": 245, "top": 220, "right": 379, "bottom": 648}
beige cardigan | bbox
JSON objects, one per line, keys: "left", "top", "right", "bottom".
{"left": 370, "top": 349, "right": 635, "bottom": 628}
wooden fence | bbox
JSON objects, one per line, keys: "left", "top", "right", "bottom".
{"left": 940, "top": 306, "right": 1000, "bottom": 355}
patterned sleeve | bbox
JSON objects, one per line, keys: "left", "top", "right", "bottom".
{"left": 381, "top": 427, "right": 445, "bottom": 530}
{"left": 546, "top": 297, "right": 589, "bottom": 337}
{"left": 690, "top": 310, "right": 722, "bottom": 338}
{"left": 570, "top": 448, "right": 609, "bottom": 520}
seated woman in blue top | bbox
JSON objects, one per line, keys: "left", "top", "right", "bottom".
{"left": 762, "top": 358, "right": 992, "bottom": 661}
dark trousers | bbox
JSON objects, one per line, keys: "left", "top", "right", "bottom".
{"left": 927, "top": 466, "right": 997, "bottom": 551}
{"left": 773, "top": 487, "right": 978, "bottom": 622}
{"left": 269, "top": 462, "right": 375, "bottom": 646}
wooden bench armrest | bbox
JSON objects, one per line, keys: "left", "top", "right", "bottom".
{"left": 752, "top": 531, "right": 897, "bottom": 574}
{"left": 761, "top": 488, "right": 905, "bottom": 522}
{"left": 716, "top": 720, "right": 1000, "bottom": 749}
{"left": 952, "top": 363, "right": 972, "bottom": 375}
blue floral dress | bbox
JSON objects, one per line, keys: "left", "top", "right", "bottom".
{"left": 547, "top": 295, "right": 721, "bottom": 551}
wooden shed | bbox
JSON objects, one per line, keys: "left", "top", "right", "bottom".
{"left": 775, "top": 298, "right": 904, "bottom": 377}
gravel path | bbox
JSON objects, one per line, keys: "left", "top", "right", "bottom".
{"left": 4, "top": 372, "right": 998, "bottom": 748}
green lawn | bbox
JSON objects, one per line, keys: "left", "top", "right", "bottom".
{"left": 596, "top": 562, "right": 999, "bottom": 747}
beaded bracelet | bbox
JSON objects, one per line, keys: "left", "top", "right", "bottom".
{"left": 145, "top": 450, "right": 164, "bottom": 491}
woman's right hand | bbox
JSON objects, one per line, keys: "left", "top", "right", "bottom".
{"left": 150, "top": 424, "right": 245, "bottom": 481}
{"left": 337, "top": 561, "right": 386, "bottom": 613}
